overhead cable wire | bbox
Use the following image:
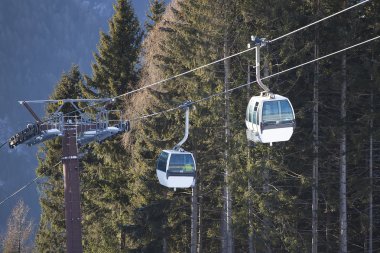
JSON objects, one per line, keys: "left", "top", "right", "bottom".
{"left": 0, "top": 161, "right": 61, "bottom": 207}
{"left": 0, "top": 140, "right": 8, "bottom": 150}
{"left": 0, "top": 176, "right": 41, "bottom": 206}
{"left": 43, "top": 0, "right": 371, "bottom": 120}
{"left": 266, "top": 35, "right": 380, "bottom": 78}
{"left": 115, "top": 0, "right": 371, "bottom": 99}
{"left": 129, "top": 35, "right": 380, "bottom": 123}
{"left": 269, "top": 0, "right": 371, "bottom": 43}
{"left": 3, "top": 0, "right": 373, "bottom": 148}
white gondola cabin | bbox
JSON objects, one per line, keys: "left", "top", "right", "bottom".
{"left": 245, "top": 37, "right": 296, "bottom": 145}
{"left": 156, "top": 150, "right": 196, "bottom": 188}
{"left": 246, "top": 93, "right": 295, "bottom": 145}
{"left": 155, "top": 101, "right": 196, "bottom": 189}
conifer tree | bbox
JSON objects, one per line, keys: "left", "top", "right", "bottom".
{"left": 79, "top": 0, "right": 142, "bottom": 251}
{"left": 125, "top": 0, "right": 380, "bottom": 251}
{"left": 235, "top": 1, "right": 311, "bottom": 252}
{"left": 128, "top": 0, "right": 310, "bottom": 251}
{"left": 145, "top": 0, "right": 166, "bottom": 31}
{"left": 83, "top": 0, "right": 142, "bottom": 100}
{"left": 35, "top": 65, "right": 84, "bottom": 252}
{"left": 30, "top": 0, "right": 380, "bottom": 251}
{"left": 125, "top": 0, "right": 230, "bottom": 251}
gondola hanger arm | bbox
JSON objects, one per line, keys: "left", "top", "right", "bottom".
{"left": 248, "top": 36, "right": 271, "bottom": 94}
{"left": 173, "top": 101, "right": 192, "bottom": 151}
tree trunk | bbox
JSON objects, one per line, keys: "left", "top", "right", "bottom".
{"left": 162, "top": 212, "right": 168, "bottom": 253}
{"left": 247, "top": 63, "right": 255, "bottom": 253}
{"left": 368, "top": 59, "right": 374, "bottom": 253}
{"left": 222, "top": 22, "right": 233, "bottom": 253}
{"left": 191, "top": 185, "right": 198, "bottom": 253}
{"left": 312, "top": 5, "right": 320, "bottom": 252}
{"left": 162, "top": 237, "right": 167, "bottom": 253}
{"left": 248, "top": 178, "right": 255, "bottom": 253}
{"left": 263, "top": 161, "right": 271, "bottom": 253}
{"left": 120, "top": 227, "right": 126, "bottom": 251}
{"left": 325, "top": 193, "right": 331, "bottom": 253}
{"left": 339, "top": 52, "right": 347, "bottom": 253}
{"left": 198, "top": 166, "right": 203, "bottom": 253}
{"left": 262, "top": 55, "right": 272, "bottom": 253}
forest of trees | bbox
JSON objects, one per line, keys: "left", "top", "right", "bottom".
{"left": 5, "top": 0, "right": 379, "bottom": 252}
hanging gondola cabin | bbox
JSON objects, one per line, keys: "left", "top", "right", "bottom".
{"left": 246, "top": 93, "right": 295, "bottom": 145}
{"left": 156, "top": 150, "right": 196, "bottom": 188}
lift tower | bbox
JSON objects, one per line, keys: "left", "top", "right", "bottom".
{"left": 8, "top": 99, "right": 130, "bottom": 253}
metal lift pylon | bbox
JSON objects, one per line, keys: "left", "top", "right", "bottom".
{"left": 8, "top": 98, "right": 130, "bottom": 253}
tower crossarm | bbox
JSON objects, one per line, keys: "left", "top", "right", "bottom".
{"left": 8, "top": 99, "right": 130, "bottom": 148}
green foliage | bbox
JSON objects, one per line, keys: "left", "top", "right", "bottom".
{"left": 145, "top": 0, "right": 166, "bottom": 31}
{"left": 83, "top": 0, "right": 143, "bottom": 101}
{"left": 128, "top": 0, "right": 380, "bottom": 251}
{"left": 35, "top": 65, "right": 84, "bottom": 252}
{"left": 79, "top": 0, "right": 143, "bottom": 252}
{"left": 35, "top": 0, "right": 380, "bottom": 252}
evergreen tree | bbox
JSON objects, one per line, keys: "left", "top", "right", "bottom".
{"left": 110, "top": 0, "right": 380, "bottom": 251}
{"left": 125, "top": 0, "right": 229, "bottom": 251}
{"left": 79, "top": 0, "right": 142, "bottom": 252}
{"left": 83, "top": 0, "right": 142, "bottom": 100}
{"left": 31, "top": 0, "right": 380, "bottom": 251}
{"left": 235, "top": 0, "right": 312, "bottom": 251}
{"left": 145, "top": 0, "right": 166, "bottom": 31}
{"left": 35, "top": 65, "right": 83, "bottom": 252}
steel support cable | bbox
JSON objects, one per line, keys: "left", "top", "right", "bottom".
{"left": 0, "top": 161, "right": 61, "bottom": 207}
{"left": 0, "top": 140, "right": 8, "bottom": 150}
{"left": 4, "top": 35, "right": 379, "bottom": 151}
{"left": 2, "top": 1, "right": 374, "bottom": 151}
{"left": 44, "top": 0, "right": 371, "bottom": 120}
{"left": 129, "top": 35, "right": 380, "bottom": 123}
{"left": 115, "top": 0, "right": 371, "bottom": 99}
{"left": 269, "top": 0, "right": 371, "bottom": 43}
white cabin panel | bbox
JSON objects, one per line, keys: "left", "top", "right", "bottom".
{"left": 259, "top": 127, "right": 294, "bottom": 143}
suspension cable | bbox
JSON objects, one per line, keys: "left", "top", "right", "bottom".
{"left": 42, "top": 0, "right": 372, "bottom": 119}
{"left": 0, "top": 140, "right": 8, "bottom": 150}
{"left": 129, "top": 35, "right": 380, "bottom": 123}
{"left": 116, "top": 0, "right": 371, "bottom": 99}
{"left": 0, "top": 162, "right": 61, "bottom": 207}
{"left": 1, "top": 1, "right": 375, "bottom": 151}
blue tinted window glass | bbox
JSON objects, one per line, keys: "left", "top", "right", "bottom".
{"left": 280, "top": 100, "right": 293, "bottom": 121}
{"left": 247, "top": 102, "right": 258, "bottom": 123}
{"left": 249, "top": 104, "right": 253, "bottom": 122}
{"left": 157, "top": 152, "right": 169, "bottom": 172}
{"left": 169, "top": 154, "right": 195, "bottom": 173}
{"left": 263, "top": 100, "right": 294, "bottom": 124}
{"left": 252, "top": 102, "right": 258, "bottom": 124}
{"left": 246, "top": 104, "right": 250, "bottom": 121}
{"left": 262, "top": 101, "right": 279, "bottom": 122}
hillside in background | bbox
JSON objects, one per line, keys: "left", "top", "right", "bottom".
{"left": 0, "top": 0, "right": 114, "bottom": 233}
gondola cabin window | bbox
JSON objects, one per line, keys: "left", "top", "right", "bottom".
{"left": 157, "top": 152, "right": 169, "bottom": 172}
{"left": 262, "top": 100, "right": 294, "bottom": 125}
{"left": 168, "top": 154, "right": 195, "bottom": 174}
{"left": 246, "top": 102, "right": 259, "bottom": 124}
